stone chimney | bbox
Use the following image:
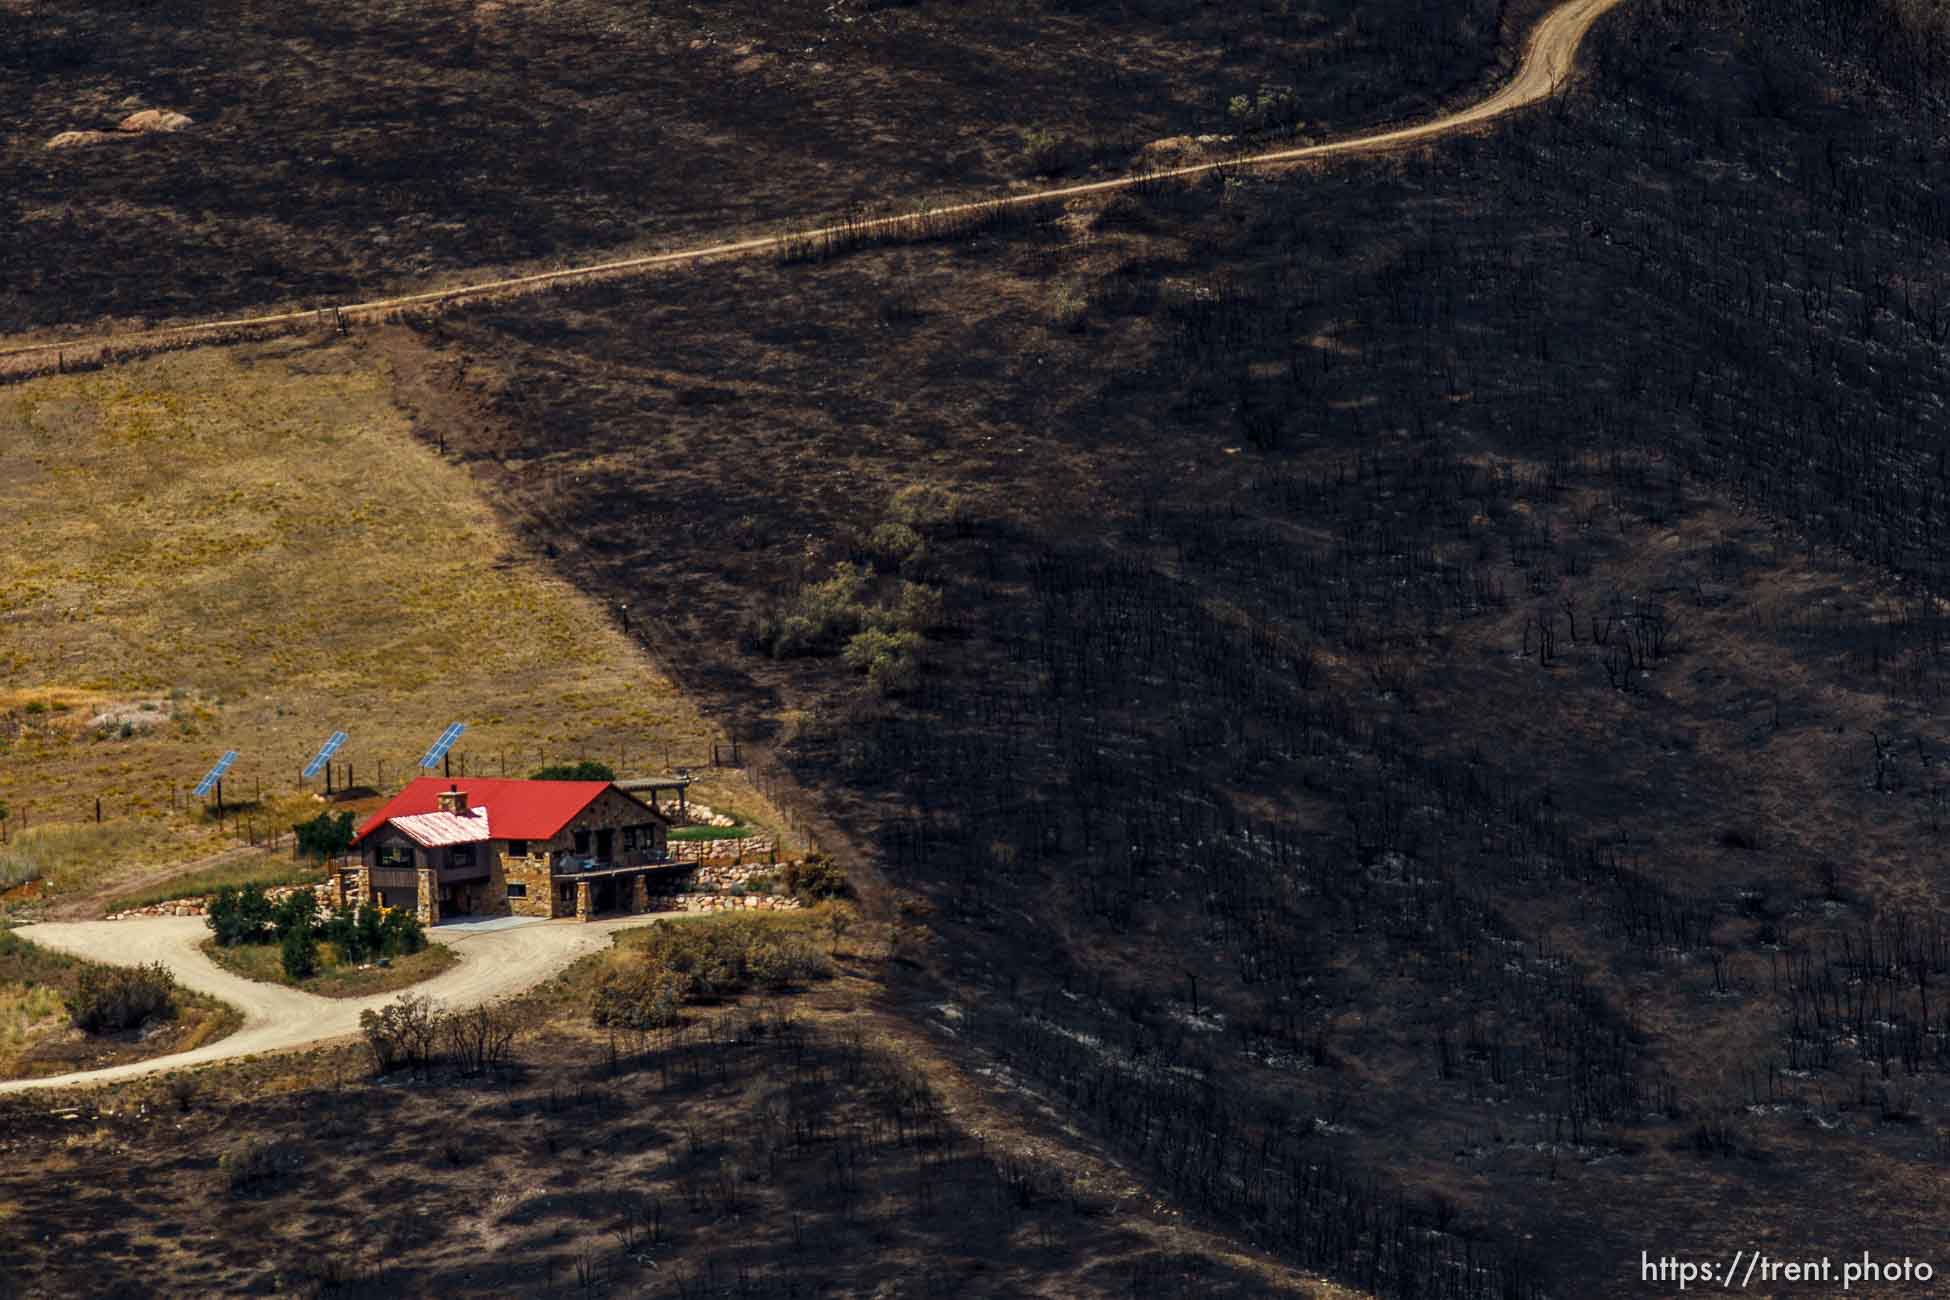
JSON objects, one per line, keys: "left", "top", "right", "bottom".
{"left": 437, "top": 785, "right": 468, "bottom": 815}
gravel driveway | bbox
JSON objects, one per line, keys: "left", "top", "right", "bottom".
{"left": 0, "top": 912, "right": 686, "bottom": 1095}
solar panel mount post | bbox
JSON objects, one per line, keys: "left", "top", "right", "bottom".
{"left": 193, "top": 750, "right": 239, "bottom": 811}
{"left": 303, "top": 730, "right": 348, "bottom": 781}
{"left": 418, "top": 723, "right": 466, "bottom": 778}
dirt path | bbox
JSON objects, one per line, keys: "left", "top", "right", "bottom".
{"left": 0, "top": 913, "right": 683, "bottom": 1095}
{"left": 42, "top": 843, "right": 273, "bottom": 922}
{"left": 0, "top": 0, "right": 1627, "bottom": 376}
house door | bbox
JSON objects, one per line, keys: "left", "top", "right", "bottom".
{"left": 594, "top": 828, "right": 614, "bottom": 862}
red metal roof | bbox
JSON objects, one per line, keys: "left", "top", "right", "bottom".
{"left": 353, "top": 777, "right": 627, "bottom": 846}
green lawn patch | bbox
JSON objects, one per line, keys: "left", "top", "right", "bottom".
{"left": 668, "top": 825, "right": 754, "bottom": 841}
{"left": 199, "top": 937, "right": 458, "bottom": 999}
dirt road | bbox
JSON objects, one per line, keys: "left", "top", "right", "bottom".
{"left": 0, "top": 0, "right": 1627, "bottom": 375}
{"left": 0, "top": 914, "right": 677, "bottom": 1095}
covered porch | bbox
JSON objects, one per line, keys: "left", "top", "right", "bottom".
{"left": 551, "top": 860, "right": 690, "bottom": 921}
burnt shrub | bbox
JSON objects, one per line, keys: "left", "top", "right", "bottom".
{"left": 219, "top": 1138, "right": 304, "bottom": 1197}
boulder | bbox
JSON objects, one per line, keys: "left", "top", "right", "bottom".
{"left": 118, "top": 109, "right": 194, "bottom": 133}
{"left": 46, "top": 131, "right": 125, "bottom": 150}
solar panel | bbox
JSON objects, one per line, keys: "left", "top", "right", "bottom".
{"left": 418, "top": 722, "right": 466, "bottom": 769}
{"left": 193, "top": 750, "right": 239, "bottom": 797}
{"left": 302, "top": 730, "right": 348, "bottom": 780}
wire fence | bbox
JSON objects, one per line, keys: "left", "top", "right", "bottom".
{"left": 0, "top": 736, "right": 824, "bottom": 859}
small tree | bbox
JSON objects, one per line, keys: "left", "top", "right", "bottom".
{"left": 206, "top": 886, "right": 243, "bottom": 947}
{"left": 357, "top": 902, "right": 386, "bottom": 957}
{"left": 236, "top": 883, "right": 275, "bottom": 943}
{"left": 380, "top": 908, "right": 426, "bottom": 958}
{"left": 322, "top": 904, "right": 366, "bottom": 963}
{"left": 206, "top": 883, "right": 274, "bottom": 946}
{"left": 280, "top": 925, "right": 318, "bottom": 981}
{"left": 272, "top": 889, "right": 317, "bottom": 942}
{"left": 292, "top": 810, "right": 354, "bottom": 861}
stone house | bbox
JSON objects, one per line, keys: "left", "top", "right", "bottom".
{"left": 345, "top": 777, "right": 676, "bottom": 925}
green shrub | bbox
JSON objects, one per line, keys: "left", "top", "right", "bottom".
{"left": 746, "top": 942, "right": 800, "bottom": 990}
{"left": 610, "top": 915, "right": 834, "bottom": 1009}
{"left": 1226, "top": 84, "right": 1301, "bottom": 134}
{"left": 886, "top": 581, "right": 941, "bottom": 632}
{"left": 272, "top": 889, "right": 317, "bottom": 941}
{"left": 781, "top": 855, "right": 851, "bottom": 901}
{"left": 530, "top": 760, "right": 616, "bottom": 781}
{"left": 207, "top": 882, "right": 277, "bottom": 947}
{"left": 754, "top": 563, "right": 874, "bottom": 658}
{"left": 292, "top": 810, "right": 354, "bottom": 860}
{"left": 65, "top": 961, "right": 176, "bottom": 1033}
{"left": 280, "top": 927, "right": 318, "bottom": 980}
{"left": 867, "top": 521, "right": 925, "bottom": 569}
{"left": 1020, "top": 126, "right": 1085, "bottom": 176}
{"left": 357, "top": 903, "right": 386, "bottom": 958}
{"left": 887, "top": 484, "right": 965, "bottom": 529}
{"left": 590, "top": 964, "right": 689, "bottom": 1030}
{"left": 379, "top": 908, "right": 426, "bottom": 958}
{"left": 844, "top": 627, "right": 922, "bottom": 694}
{"left": 321, "top": 904, "right": 365, "bottom": 962}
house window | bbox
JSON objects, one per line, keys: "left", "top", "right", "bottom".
{"left": 574, "top": 829, "right": 591, "bottom": 855}
{"left": 506, "top": 883, "right": 527, "bottom": 899}
{"left": 452, "top": 845, "right": 474, "bottom": 867}
{"left": 379, "top": 844, "right": 412, "bottom": 869}
{"left": 507, "top": 839, "right": 528, "bottom": 858}
{"left": 622, "top": 827, "right": 637, "bottom": 851}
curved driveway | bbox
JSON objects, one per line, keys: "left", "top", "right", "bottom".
{"left": 0, "top": 913, "right": 681, "bottom": 1094}
{"left": 0, "top": 0, "right": 1627, "bottom": 374}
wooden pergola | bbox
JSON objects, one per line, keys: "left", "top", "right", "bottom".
{"left": 614, "top": 774, "right": 692, "bottom": 818}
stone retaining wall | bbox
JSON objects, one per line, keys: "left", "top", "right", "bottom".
{"left": 108, "top": 861, "right": 814, "bottom": 921}
{"left": 107, "top": 880, "right": 335, "bottom": 921}
{"left": 691, "top": 860, "right": 782, "bottom": 889}
{"left": 667, "top": 835, "right": 777, "bottom": 863}
{"left": 639, "top": 890, "right": 803, "bottom": 914}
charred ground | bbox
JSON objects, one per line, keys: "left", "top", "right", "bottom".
{"left": 2, "top": 0, "right": 1538, "bottom": 335}
{"left": 359, "top": 1, "right": 1950, "bottom": 1294}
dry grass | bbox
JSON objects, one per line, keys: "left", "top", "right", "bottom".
{"left": 198, "top": 937, "right": 460, "bottom": 999}
{"left": 0, "top": 821, "right": 178, "bottom": 893}
{"left": 102, "top": 848, "right": 330, "bottom": 913}
{"left": 0, "top": 337, "right": 735, "bottom": 904}
{"left": 0, "top": 928, "right": 240, "bottom": 1081}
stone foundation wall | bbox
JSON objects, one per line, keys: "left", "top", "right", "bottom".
{"left": 501, "top": 851, "right": 558, "bottom": 918}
